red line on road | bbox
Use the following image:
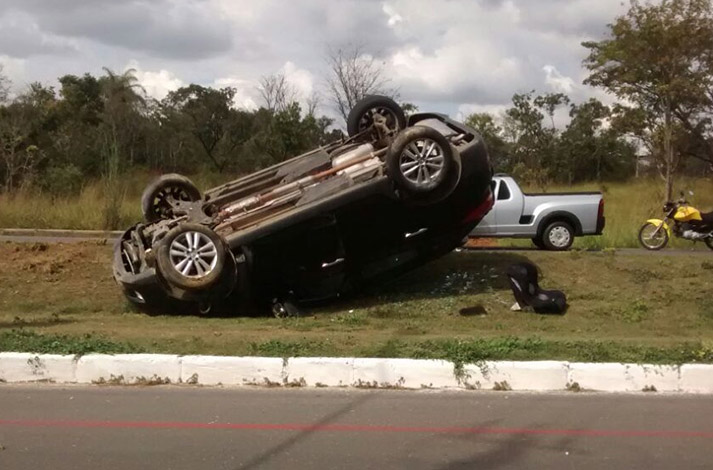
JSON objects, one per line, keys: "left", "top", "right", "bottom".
{"left": 1, "top": 419, "right": 712, "bottom": 438}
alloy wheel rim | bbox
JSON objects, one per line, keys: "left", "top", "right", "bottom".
{"left": 549, "top": 226, "right": 571, "bottom": 248}
{"left": 399, "top": 138, "right": 445, "bottom": 186}
{"left": 358, "top": 107, "right": 399, "bottom": 133}
{"left": 169, "top": 231, "right": 218, "bottom": 278}
{"left": 641, "top": 224, "right": 666, "bottom": 248}
{"left": 153, "top": 186, "right": 192, "bottom": 217}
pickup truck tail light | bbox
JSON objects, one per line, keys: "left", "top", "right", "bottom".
{"left": 596, "top": 198, "right": 606, "bottom": 234}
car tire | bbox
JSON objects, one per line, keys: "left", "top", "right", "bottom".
{"left": 141, "top": 174, "right": 201, "bottom": 223}
{"left": 541, "top": 221, "right": 574, "bottom": 251}
{"left": 386, "top": 125, "right": 460, "bottom": 201}
{"left": 532, "top": 237, "right": 546, "bottom": 250}
{"left": 156, "top": 224, "right": 226, "bottom": 291}
{"left": 347, "top": 95, "right": 406, "bottom": 138}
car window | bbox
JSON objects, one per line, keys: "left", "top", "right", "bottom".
{"left": 497, "top": 181, "right": 511, "bottom": 200}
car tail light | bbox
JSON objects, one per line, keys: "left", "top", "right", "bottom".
{"left": 462, "top": 189, "right": 494, "bottom": 224}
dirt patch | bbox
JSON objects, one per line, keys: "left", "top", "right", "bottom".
{"left": 8, "top": 241, "right": 98, "bottom": 276}
{"left": 463, "top": 237, "right": 498, "bottom": 248}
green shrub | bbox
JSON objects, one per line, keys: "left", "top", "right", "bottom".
{"left": 41, "top": 164, "right": 85, "bottom": 197}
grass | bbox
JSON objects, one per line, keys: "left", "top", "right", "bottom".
{"left": 0, "top": 171, "right": 229, "bottom": 230}
{"left": 502, "top": 177, "right": 713, "bottom": 250}
{"left": 1, "top": 174, "right": 712, "bottom": 247}
{"left": 0, "top": 241, "right": 712, "bottom": 364}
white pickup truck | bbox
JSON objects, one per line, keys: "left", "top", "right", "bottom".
{"left": 470, "top": 175, "right": 605, "bottom": 250}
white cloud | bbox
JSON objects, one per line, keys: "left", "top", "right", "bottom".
{"left": 382, "top": 3, "right": 403, "bottom": 27}
{"left": 281, "top": 61, "right": 314, "bottom": 100}
{"left": 1, "top": 0, "right": 634, "bottom": 117}
{"left": 543, "top": 65, "right": 576, "bottom": 94}
{"left": 0, "top": 11, "right": 78, "bottom": 58}
{"left": 0, "top": 55, "right": 27, "bottom": 98}
{"left": 213, "top": 76, "right": 259, "bottom": 111}
{"left": 127, "top": 61, "right": 184, "bottom": 100}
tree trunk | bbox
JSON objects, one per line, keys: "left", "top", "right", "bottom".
{"left": 663, "top": 108, "right": 674, "bottom": 202}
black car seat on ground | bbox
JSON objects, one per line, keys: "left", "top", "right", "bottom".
{"left": 506, "top": 262, "right": 567, "bottom": 314}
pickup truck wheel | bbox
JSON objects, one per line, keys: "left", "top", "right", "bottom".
{"left": 541, "top": 221, "right": 574, "bottom": 251}
{"left": 386, "top": 126, "right": 459, "bottom": 202}
{"left": 347, "top": 95, "right": 406, "bottom": 138}
{"left": 156, "top": 224, "right": 226, "bottom": 291}
{"left": 532, "top": 237, "right": 546, "bottom": 250}
{"left": 142, "top": 174, "right": 201, "bottom": 223}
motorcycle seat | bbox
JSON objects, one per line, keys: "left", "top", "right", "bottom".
{"left": 506, "top": 262, "right": 567, "bottom": 314}
{"left": 700, "top": 211, "right": 713, "bottom": 225}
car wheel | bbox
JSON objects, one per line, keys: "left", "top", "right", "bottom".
{"left": 347, "top": 95, "right": 406, "bottom": 138}
{"left": 141, "top": 174, "right": 201, "bottom": 223}
{"left": 156, "top": 224, "right": 226, "bottom": 291}
{"left": 532, "top": 237, "right": 546, "bottom": 250}
{"left": 386, "top": 126, "right": 460, "bottom": 202}
{"left": 541, "top": 221, "right": 574, "bottom": 251}
{"left": 638, "top": 222, "right": 669, "bottom": 250}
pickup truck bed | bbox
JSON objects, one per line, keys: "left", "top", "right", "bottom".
{"left": 470, "top": 175, "right": 604, "bottom": 250}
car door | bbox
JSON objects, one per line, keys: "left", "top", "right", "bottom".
{"left": 492, "top": 179, "right": 525, "bottom": 235}
{"left": 250, "top": 213, "right": 347, "bottom": 301}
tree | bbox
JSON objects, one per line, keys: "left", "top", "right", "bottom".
{"left": 464, "top": 112, "right": 510, "bottom": 171}
{"left": 583, "top": 0, "right": 713, "bottom": 200}
{"left": 501, "top": 91, "right": 568, "bottom": 189}
{"left": 163, "top": 84, "right": 240, "bottom": 172}
{"left": 0, "top": 102, "right": 44, "bottom": 192}
{"left": 0, "top": 65, "right": 10, "bottom": 103}
{"left": 560, "top": 99, "right": 636, "bottom": 183}
{"left": 99, "top": 68, "right": 147, "bottom": 165}
{"left": 258, "top": 73, "right": 297, "bottom": 113}
{"left": 325, "top": 44, "right": 393, "bottom": 124}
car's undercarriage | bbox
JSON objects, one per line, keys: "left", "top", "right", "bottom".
{"left": 113, "top": 96, "right": 493, "bottom": 315}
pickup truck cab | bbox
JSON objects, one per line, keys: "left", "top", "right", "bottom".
{"left": 470, "top": 175, "right": 605, "bottom": 250}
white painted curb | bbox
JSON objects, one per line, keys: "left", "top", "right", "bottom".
{"left": 0, "top": 354, "right": 710, "bottom": 393}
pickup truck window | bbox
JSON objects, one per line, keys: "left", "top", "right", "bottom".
{"left": 497, "top": 181, "right": 511, "bottom": 200}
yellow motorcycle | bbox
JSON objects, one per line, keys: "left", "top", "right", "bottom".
{"left": 638, "top": 192, "right": 713, "bottom": 250}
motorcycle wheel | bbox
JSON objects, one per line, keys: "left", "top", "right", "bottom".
{"left": 705, "top": 237, "right": 713, "bottom": 251}
{"left": 638, "top": 222, "right": 669, "bottom": 250}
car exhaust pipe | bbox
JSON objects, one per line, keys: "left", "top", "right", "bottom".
{"left": 216, "top": 147, "right": 387, "bottom": 222}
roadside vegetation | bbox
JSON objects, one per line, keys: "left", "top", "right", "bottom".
{"left": 1, "top": 1, "right": 712, "bottom": 232}
{"left": 0, "top": 241, "right": 711, "bottom": 364}
{"left": 3, "top": 175, "right": 712, "bottom": 250}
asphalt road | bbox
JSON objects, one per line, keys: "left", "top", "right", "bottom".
{"left": 1, "top": 386, "right": 712, "bottom": 469}
{"left": 461, "top": 246, "right": 712, "bottom": 255}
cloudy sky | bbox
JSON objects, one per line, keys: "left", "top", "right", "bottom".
{"left": 0, "top": 0, "right": 628, "bottom": 121}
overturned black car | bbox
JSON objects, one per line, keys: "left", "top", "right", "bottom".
{"left": 113, "top": 96, "right": 494, "bottom": 315}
